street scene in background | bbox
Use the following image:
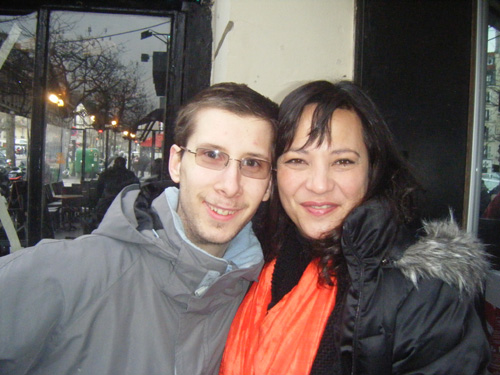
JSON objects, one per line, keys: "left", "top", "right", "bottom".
{"left": 0, "top": 11, "right": 170, "bottom": 246}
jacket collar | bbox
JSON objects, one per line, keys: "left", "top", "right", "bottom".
{"left": 341, "top": 199, "right": 414, "bottom": 265}
{"left": 161, "top": 187, "right": 264, "bottom": 269}
{"left": 94, "top": 185, "right": 263, "bottom": 304}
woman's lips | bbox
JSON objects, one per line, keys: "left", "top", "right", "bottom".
{"left": 301, "top": 201, "right": 337, "bottom": 216}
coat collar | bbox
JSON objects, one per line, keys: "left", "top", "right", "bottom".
{"left": 95, "top": 185, "right": 263, "bottom": 306}
{"left": 341, "top": 199, "right": 414, "bottom": 265}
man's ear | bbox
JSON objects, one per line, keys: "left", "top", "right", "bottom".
{"left": 168, "top": 144, "right": 182, "bottom": 183}
{"left": 262, "top": 176, "right": 273, "bottom": 202}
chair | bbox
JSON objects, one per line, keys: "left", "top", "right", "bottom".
{"left": 44, "top": 183, "right": 62, "bottom": 233}
{"left": 50, "top": 181, "right": 64, "bottom": 196}
{"left": 80, "top": 180, "right": 99, "bottom": 234}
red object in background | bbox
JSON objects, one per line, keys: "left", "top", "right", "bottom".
{"left": 140, "top": 133, "right": 164, "bottom": 148}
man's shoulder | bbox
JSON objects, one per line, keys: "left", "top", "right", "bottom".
{"left": 0, "top": 236, "right": 142, "bottom": 309}
{"left": 25, "top": 235, "right": 140, "bottom": 273}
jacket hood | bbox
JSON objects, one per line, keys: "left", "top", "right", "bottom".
{"left": 93, "top": 184, "right": 148, "bottom": 245}
{"left": 396, "top": 216, "right": 490, "bottom": 298}
{"left": 342, "top": 199, "right": 490, "bottom": 298}
{"left": 93, "top": 185, "right": 264, "bottom": 272}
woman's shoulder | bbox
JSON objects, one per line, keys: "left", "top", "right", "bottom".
{"left": 393, "top": 217, "right": 490, "bottom": 299}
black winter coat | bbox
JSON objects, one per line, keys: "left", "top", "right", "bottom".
{"left": 272, "top": 200, "right": 491, "bottom": 375}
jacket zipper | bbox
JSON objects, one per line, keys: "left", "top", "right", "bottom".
{"left": 351, "top": 264, "right": 364, "bottom": 375}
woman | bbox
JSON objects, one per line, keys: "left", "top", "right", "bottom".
{"left": 220, "top": 81, "right": 490, "bottom": 374}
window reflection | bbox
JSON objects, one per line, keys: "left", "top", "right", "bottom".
{"left": 482, "top": 25, "right": 500, "bottom": 213}
{"left": 45, "top": 11, "right": 170, "bottom": 238}
{"left": 479, "top": 21, "right": 500, "bottom": 269}
{"left": 0, "top": 10, "right": 170, "bottom": 247}
{"left": 0, "top": 13, "right": 36, "bottom": 251}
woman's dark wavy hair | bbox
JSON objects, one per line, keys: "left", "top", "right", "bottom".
{"left": 255, "top": 80, "right": 422, "bottom": 285}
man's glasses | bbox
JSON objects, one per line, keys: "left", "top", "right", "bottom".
{"left": 180, "top": 147, "right": 272, "bottom": 180}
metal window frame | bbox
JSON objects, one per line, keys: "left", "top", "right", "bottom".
{"left": 21, "top": 4, "right": 185, "bottom": 245}
{"left": 467, "top": 0, "right": 488, "bottom": 232}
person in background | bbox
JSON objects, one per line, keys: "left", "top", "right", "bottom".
{"left": 220, "top": 80, "right": 490, "bottom": 375}
{"left": 145, "top": 157, "right": 167, "bottom": 182}
{"left": 0, "top": 82, "right": 278, "bottom": 375}
{"left": 94, "top": 156, "right": 140, "bottom": 226}
{"left": 483, "top": 191, "right": 500, "bottom": 219}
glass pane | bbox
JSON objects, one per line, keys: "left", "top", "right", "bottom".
{"left": 45, "top": 11, "right": 170, "bottom": 238}
{"left": 0, "top": 13, "right": 37, "bottom": 252}
{"left": 479, "top": 21, "right": 500, "bottom": 268}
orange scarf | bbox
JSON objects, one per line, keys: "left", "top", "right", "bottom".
{"left": 220, "top": 259, "right": 337, "bottom": 375}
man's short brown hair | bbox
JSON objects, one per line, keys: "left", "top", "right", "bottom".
{"left": 174, "top": 82, "right": 278, "bottom": 152}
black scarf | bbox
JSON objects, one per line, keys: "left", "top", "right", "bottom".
{"left": 269, "top": 226, "right": 348, "bottom": 375}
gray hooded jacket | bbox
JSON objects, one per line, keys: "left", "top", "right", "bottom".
{"left": 0, "top": 185, "right": 264, "bottom": 375}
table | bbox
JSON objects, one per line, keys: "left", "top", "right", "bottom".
{"left": 53, "top": 194, "right": 84, "bottom": 231}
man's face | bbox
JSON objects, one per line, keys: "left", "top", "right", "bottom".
{"left": 169, "top": 107, "right": 273, "bottom": 257}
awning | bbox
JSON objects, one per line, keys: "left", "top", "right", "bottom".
{"left": 140, "top": 132, "right": 164, "bottom": 148}
{"left": 135, "top": 108, "right": 165, "bottom": 142}
{"left": 136, "top": 108, "right": 164, "bottom": 126}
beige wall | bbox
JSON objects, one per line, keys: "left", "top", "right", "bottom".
{"left": 211, "top": 0, "right": 355, "bottom": 103}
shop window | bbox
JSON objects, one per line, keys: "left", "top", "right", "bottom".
{"left": 0, "top": 7, "right": 175, "bottom": 247}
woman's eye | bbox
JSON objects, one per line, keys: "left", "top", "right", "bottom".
{"left": 284, "top": 158, "right": 305, "bottom": 165}
{"left": 280, "top": 158, "right": 308, "bottom": 170}
{"left": 334, "top": 159, "right": 355, "bottom": 166}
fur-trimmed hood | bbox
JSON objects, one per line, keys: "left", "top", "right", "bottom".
{"left": 396, "top": 217, "right": 490, "bottom": 298}
{"left": 342, "top": 200, "right": 490, "bottom": 299}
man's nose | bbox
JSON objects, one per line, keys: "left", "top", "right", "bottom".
{"left": 214, "top": 160, "right": 243, "bottom": 197}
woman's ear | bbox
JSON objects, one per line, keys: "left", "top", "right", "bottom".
{"left": 168, "top": 144, "right": 182, "bottom": 183}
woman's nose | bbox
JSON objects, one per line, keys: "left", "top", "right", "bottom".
{"left": 305, "top": 164, "right": 333, "bottom": 194}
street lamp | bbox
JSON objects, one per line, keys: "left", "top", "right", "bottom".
{"left": 48, "top": 93, "right": 64, "bottom": 107}
{"left": 140, "top": 30, "right": 170, "bottom": 44}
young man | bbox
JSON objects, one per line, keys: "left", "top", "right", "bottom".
{"left": 0, "top": 83, "right": 278, "bottom": 375}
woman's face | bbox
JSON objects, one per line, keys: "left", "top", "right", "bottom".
{"left": 277, "top": 105, "right": 369, "bottom": 239}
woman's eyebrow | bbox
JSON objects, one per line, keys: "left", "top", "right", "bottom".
{"left": 331, "top": 148, "right": 361, "bottom": 157}
{"left": 285, "top": 147, "right": 361, "bottom": 157}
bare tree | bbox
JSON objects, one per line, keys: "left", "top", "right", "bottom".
{"left": 48, "top": 19, "right": 154, "bottom": 130}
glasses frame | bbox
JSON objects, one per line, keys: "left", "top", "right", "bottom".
{"left": 180, "top": 146, "right": 272, "bottom": 179}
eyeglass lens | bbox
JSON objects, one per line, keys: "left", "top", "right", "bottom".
{"left": 184, "top": 147, "right": 271, "bottom": 179}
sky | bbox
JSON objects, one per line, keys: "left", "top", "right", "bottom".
{"left": 0, "top": 11, "right": 171, "bottom": 102}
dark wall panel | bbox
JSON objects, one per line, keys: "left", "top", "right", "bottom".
{"left": 355, "top": 0, "right": 474, "bottom": 222}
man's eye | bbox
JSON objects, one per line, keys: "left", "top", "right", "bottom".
{"left": 203, "top": 150, "right": 223, "bottom": 160}
{"left": 243, "top": 159, "right": 262, "bottom": 169}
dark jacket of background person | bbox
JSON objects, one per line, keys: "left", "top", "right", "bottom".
{"left": 0, "top": 185, "right": 264, "bottom": 375}
{"left": 483, "top": 193, "right": 500, "bottom": 219}
{"left": 94, "top": 156, "right": 139, "bottom": 225}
